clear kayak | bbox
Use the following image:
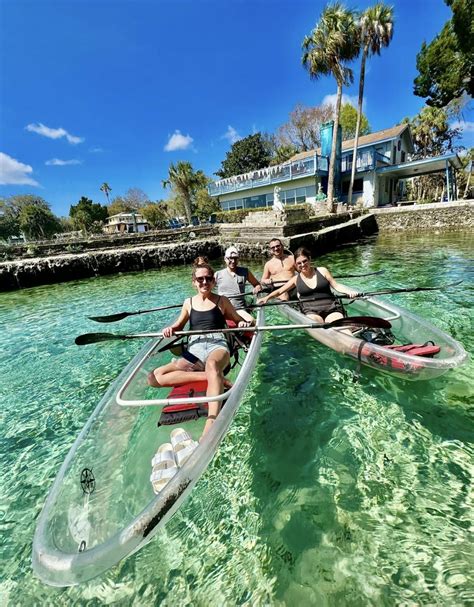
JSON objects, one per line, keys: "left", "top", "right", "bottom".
{"left": 32, "top": 308, "right": 265, "bottom": 586}
{"left": 279, "top": 297, "right": 467, "bottom": 380}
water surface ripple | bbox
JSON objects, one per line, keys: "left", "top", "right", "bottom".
{"left": 0, "top": 234, "right": 472, "bottom": 605}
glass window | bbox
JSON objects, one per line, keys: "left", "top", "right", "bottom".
{"left": 235, "top": 198, "right": 244, "bottom": 209}
{"left": 283, "top": 189, "right": 295, "bottom": 204}
{"left": 306, "top": 185, "right": 316, "bottom": 198}
{"left": 266, "top": 193, "right": 274, "bottom": 207}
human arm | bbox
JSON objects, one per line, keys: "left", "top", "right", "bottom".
{"left": 320, "top": 267, "right": 359, "bottom": 298}
{"left": 260, "top": 262, "right": 272, "bottom": 285}
{"left": 257, "top": 276, "right": 297, "bottom": 304}
{"left": 161, "top": 301, "right": 190, "bottom": 337}
{"left": 247, "top": 270, "right": 263, "bottom": 294}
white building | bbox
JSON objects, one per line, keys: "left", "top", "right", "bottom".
{"left": 104, "top": 212, "right": 149, "bottom": 234}
{"left": 208, "top": 123, "right": 462, "bottom": 210}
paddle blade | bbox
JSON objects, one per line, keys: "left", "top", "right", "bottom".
{"left": 75, "top": 332, "right": 123, "bottom": 345}
{"left": 328, "top": 316, "right": 392, "bottom": 329}
{"left": 88, "top": 312, "right": 130, "bottom": 323}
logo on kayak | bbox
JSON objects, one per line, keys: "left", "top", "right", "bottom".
{"left": 80, "top": 468, "right": 96, "bottom": 495}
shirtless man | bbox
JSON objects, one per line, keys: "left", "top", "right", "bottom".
{"left": 260, "top": 238, "right": 296, "bottom": 300}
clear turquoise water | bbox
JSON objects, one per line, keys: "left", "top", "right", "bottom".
{"left": 0, "top": 233, "right": 472, "bottom": 605}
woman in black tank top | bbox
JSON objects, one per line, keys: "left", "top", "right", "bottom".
{"left": 149, "top": 263, "right": 253, "bottom": 438}
{"left": 258, "top": 247, "right": 359, "bottom": 323}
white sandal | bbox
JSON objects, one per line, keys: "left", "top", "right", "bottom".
{"left": 170, "top": 428, "right": 198, "bottom": 467}
{"left": 150, "top": 442, "right": 178, "bottom": 494}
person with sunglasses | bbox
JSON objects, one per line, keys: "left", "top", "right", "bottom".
{"left": 258, "top": 247, "right": 359, "bottom": 323}
{"left": 215, "top": 246, "right": 261, "bottom": 322}
{"left": 260, "top": 238, "right": 296, "bottom": 300}
{"left": 149, "top": 264, "right": 253, "bottom": 436}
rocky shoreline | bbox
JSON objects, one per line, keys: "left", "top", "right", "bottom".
{"left": 1, "top": 201, "right": 472, "bottom": 291}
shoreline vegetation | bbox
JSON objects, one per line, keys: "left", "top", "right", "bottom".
{"left": 0, "top": 201, "right": 472, "bottom": 292}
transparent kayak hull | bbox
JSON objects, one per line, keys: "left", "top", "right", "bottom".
{"left": 32, "top": 308, "right": 265, "bottom": 586}
{"left": 279, "top": 298, "right": 467, "bottom": 380}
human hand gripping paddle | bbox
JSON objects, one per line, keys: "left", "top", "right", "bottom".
{"left": 87, "top": 270, "right": 385, "bottom": 323}
{"left": 75, "top": 316, "right": 392, "bottom": 346}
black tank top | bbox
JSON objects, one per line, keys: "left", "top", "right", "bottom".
{"left": 296, "top": 268, "right": 333, "bottom": 301}
{"left": 189, "top": 296, "right": 226, "bottom": 331}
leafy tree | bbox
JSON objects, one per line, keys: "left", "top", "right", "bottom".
{"left": 194, "top": 188, "right": 221, "bottom": 220}
{"left": 107, "top": 197, "right": 133, "bottom": 216}
{"left": 0, "top": 199, "right": 20, "bottom": 241}
{"left": 303, "top": 2, "right": 360, "bottom": 212}
{"left": 339, "top": 102, "right": 370, "bottom": 140}
{"left": 414, "top": 0, "right": 473, "bottom": 107}
{"left": 162, "top": 161, "right": 207, "bottom": 223}
{"left": 18, "top": 204, "right": 61, "bottom": 240}
{"left": 216, "top": 133, "right": 272, "bottom": 179}
{"left": 70, "top": 196, "right": 108, "bottom": 233}
{"left": 270, "top": 144, "right": 299, "bottom": 166}
{"left": 348, "top": 2, "right": 393, "bottom": 205}
{"left": 100, "top": 182, "right": 112, "bottom": 203}
{"left": 275, "top": 103, "right": 334, "bottom": 152}
{"left": 141, "top": 202, "right": 169, "bottom": 229}
{"left": 403, "top": 106, "right": 461, "bottom": 159}
{"left": 401, "top": 107, "right": 461, "bottom": 202}
{"left": 0, "top": 195, "right": 59, "bottom": 241}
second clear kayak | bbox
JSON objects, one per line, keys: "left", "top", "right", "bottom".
{"left": 279, "top": 297, "right": 467, "bottom": 380}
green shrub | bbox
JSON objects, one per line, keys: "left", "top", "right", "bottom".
{"left": 65, "top": 244, "right": 85, "bottom": 254}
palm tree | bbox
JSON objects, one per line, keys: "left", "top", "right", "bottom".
{"left": 303, "top": 3, "right": 359, "bottom": 213}
{"left": 100, "top": 182, "right": 112, "bottom": 204}
{"left": 162, "top": 161, "right": 207, "bottom": 224}
{"left": 347, "top": 3, "right": 394, "bottom": 206}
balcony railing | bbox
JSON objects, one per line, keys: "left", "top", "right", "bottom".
{"left": 208, "top": 154, "right": 328, "bottom": 197}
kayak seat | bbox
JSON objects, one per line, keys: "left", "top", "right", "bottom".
{"left": 384, "top": 342, "right": 441, "bottom": 357}
{"left": 157, "top": 381, "right": 227, "bottom": 427}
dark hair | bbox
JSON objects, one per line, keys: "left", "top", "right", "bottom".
{"left": 294, "top": 247, "right": 312, "bottom": 260}
{"left": 269, "top": 238, "right": 282, "bottom": 246}
{"left": 192, "top": 263, "right": 215, "bottom": 280}
{"left": 193, "top": 255, "right": 209, "bottom": 267}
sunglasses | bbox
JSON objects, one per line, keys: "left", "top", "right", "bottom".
{"left": 227, "top": 256, "right": 239, "bottom": 260}
{"left": 195, "top": 275, "right": 214, "bottom": 284}
{"left": 270, "top": 244, "right": 282, "bottom": 250}
{"left": 296, "top": 259, "right": 309, "bottom": 266}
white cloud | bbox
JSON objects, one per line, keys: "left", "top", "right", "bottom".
{"left": 25, "top": 122, "right": 84, "bottom": 144}
{"left": 451, "top": 120, "right": 474, "bottom": 133}
{"left": 222, "top": 125, "right": 241, "bottom": 144}
{"left": 45, "top": 158, "right": 82, "bottom": 166}
{"left": 89, "top": 146, "right": 103, "bottom": 153}
{"left": 0, "top": 152, "right": 39, "bottom": 186}
{"left": 322, "top": 93, "right": 359, "bottom": 109}
{"left": 164, "top": 130, "right": 194, "bottom": 151}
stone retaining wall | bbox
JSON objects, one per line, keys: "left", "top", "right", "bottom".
{"left": 0, "top": 240, "right": 221, "bottom": 291}
{"left": 373, "top": 200, "right": 473, "bottom": 232}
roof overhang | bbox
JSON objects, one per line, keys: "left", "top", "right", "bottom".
{"left": 376, "top": 153, "right": 462, "bottom": 178}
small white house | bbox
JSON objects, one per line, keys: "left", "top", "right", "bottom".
{"left": 104, "top": 212, "right": 149, "bottom": 234}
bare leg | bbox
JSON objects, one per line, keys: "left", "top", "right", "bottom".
{"left": 201, "top": 349, "right": 230, "bottom": 437}
{"left": 148, "top": 359, "right": 206, "bottom": 388}
{"left": 325, "top": 311, "right": 352, "bottom": 334}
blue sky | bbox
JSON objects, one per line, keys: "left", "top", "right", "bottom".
{"left": 1, "top": 0, "right": 472, "bottom": 217}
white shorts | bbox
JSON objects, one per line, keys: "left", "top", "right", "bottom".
{"left": 187, "top": 334, "right": 230, "bottom": 364}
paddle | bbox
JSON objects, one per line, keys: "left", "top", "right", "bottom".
{"left": 339, "top": 280, "right": 463, "bottom": 299}
{"left": 88, "top": 290, "right": 255, "bottom": 323}
{"left": 255, "top": 280, "right": 463, "bottom": 307}
{"left": 75, "top": 316, "right": 391, "bottom": 346}
{"left": 89, "top": 270, "right": 384, "bottom": 323}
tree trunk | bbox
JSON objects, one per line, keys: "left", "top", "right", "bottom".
{"left": 348, "top": 46, "right": 368, "bottom": 206}
{"left": 463, "top": 161, "right": 472, "bottom": 198}
{"left": 183, "top": 197, "right": 193, "bottom": 224}
{"left": 327, "top": 82, "right": 343, "bottom": 213}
